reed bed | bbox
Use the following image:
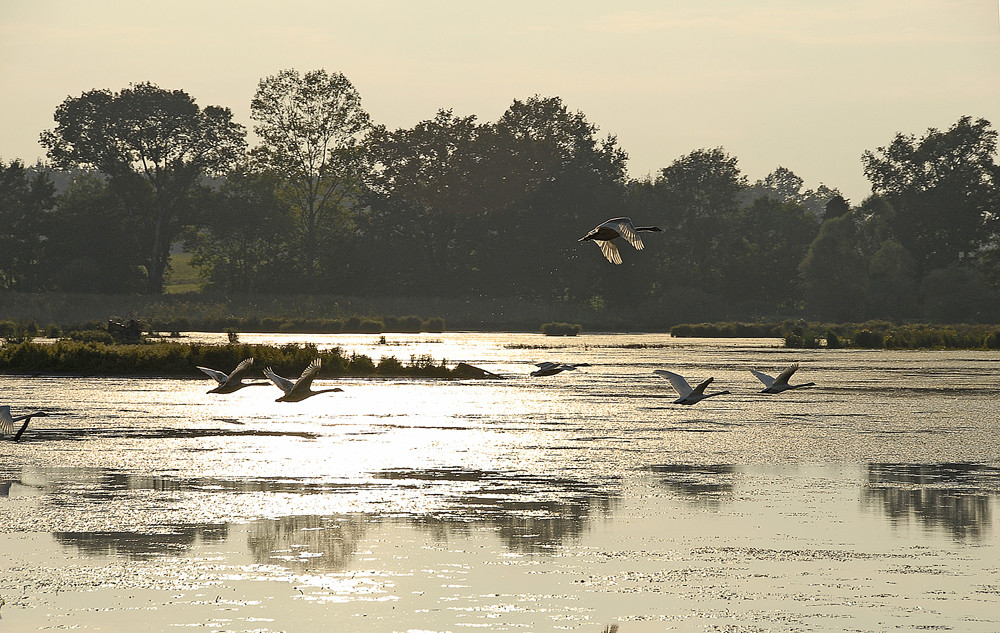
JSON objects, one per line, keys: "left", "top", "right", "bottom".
{"left": 0, "top": 340, "right": 456, "bottom": 378}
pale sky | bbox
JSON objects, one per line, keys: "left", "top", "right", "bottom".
{"left": 2, "top": 0, "right": 998, "bottom": 203}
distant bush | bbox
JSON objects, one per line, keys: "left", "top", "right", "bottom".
{"left": 852, "top": 329, "right": 884, "bottom": 348}
{"left": 384, "top": 315, "right": 423, "bottom": 332}
{"left": 670, "top": 320, "right": 1000, "bottom": 350}
{"left": 541, "top": 322, "right": 582, "bottom": 336}
{"left": 422, "top": 317, "right": 445, "bottom": 333}
{"left": 784, "top": 333, "right": 820, "bottom": 349}
{"left": 985, "top": 331, "right": 1000, "bottom": 349}
{"left": 67, "top": 329, "right": 115, "bottom": 344}
{"left": 824, "top": 330, "right": 842, "bottom": 348}
{"left": 670, "top": 322, "right": 785, "bottom": 338}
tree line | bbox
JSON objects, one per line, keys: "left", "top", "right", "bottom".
{"left": 1, "top": 69, "right": 998, "bottom": 324}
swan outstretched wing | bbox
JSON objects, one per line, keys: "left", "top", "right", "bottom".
{"left": 197, "top": 366, "right": 229, "bottom": 385}
{"left": 0, "top": 406, "right": 12, "bottom": 436}
{"left": 228, "top": 358, "right": 255, "bottom": 382}
{"left": 749, "top": 369, "right": 775, "bottom": 388}
{"left": 774, "top": 363, "right": 799, "bottom": 386}
{"left": 691, "top": 377, "right": 713, "bottom": 395}
{"left": 653, "top": 370, "right": 693, "bottom": 397}
{"left": 292, "top": 359, "right": 322, "bottom": 392}
{"left": 605, "top": 217, "right": 644, "bottom": 250}
{"left": 597, "top": 240, "right": 622, "bottom": 264}
{"left": 264, "top": 367, "right": 296, "bottom": 394}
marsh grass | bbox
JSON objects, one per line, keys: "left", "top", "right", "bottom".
{"left": 0, "top": 340, "right": 456, "bottom": 378}
{"left": 670, "top": 320, "right": 1000, "bottom": 350}
{"left": 540, "top": 322, "right": 582, "bottom": 336}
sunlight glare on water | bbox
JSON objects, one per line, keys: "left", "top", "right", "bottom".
{"left": 2, "top": 332, "right": 999, "bottom": 632}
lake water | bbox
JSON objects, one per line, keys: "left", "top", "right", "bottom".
{"left": 1, "top": 332, "right": 999, "bottom": 632}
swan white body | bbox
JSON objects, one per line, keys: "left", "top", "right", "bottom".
{"left": 197, "top": 357, "right": 267, "bottom": 393}
{"left": 264, "top": 359, "right": 344, "bottom": 402}
{"left": 578, "top": 217, "right": 662, "bottom": 264}
{"left": 750, "top": 363, "right": 815, "bottom": 394}
{"left": 530, "top": 362, "right": 590, "bottom": 377}
{"left": 653, "top": 370, "right": 730, "bottom": 405}
{"left": 1, "top": 406, "right": 48, "bottom": 441}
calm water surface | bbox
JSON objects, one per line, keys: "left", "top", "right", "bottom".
{"left": 1, "top": 333, "right": 999, "bottom": 632}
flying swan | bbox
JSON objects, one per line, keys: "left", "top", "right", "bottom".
{"left": 749, "top": 363, "right": 815, "bottom": 394}
{"left": 578, "top": 217, "right": 662, "bottom": 264}
{"left": 530, "top": 361, "right": 591, "bottom": 377}
{"left": 197, "top": 357, "right": 268, "bottom": 393}
{"left": 653, "top": 370, "right": 730, "bottom": 405}
{"left": 264, "top": 358, "right": 344, "bottom": 402}
{"left": 0, "top": 406, "right": 48, "bottom": 441}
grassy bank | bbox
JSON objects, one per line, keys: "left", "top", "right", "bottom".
{"left": 0, "top": 340, "right": 463, "bottom": 378}
{"left": 670, "top": 320, "right": 1000, "bottom": 350}
{"left": 0, "top": 291, "right": 781, "bottom": 333}
{"left": 0, "top": 292, "right": 601, "bottom": 332}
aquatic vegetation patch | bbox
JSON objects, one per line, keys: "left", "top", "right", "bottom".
{"left": 541, "top": 322, "right": 582, "bottom": 336}
{"left": 670, "top": 320, "right": 1000, "bottom": 350}
{"left": 0, "top": 340, "right": 459, "bottom": 378}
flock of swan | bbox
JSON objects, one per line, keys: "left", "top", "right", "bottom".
{"left": 532, "top": 361, "right": 815, "bottom": 405}
{"left": 576, "top": 217, "right": 818, "bottom": 404}
{"left": 659, "top": 364, "right": 814, "bottom": 404}
{"left": 1, "top": 216, "right": 748, "bottom": 439}
{"left": 198, "top": 357, "right": 343, "bottom": 402}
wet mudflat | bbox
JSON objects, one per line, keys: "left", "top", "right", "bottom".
{"left": 1, "top": 333, "right": 999, "bottom": 632}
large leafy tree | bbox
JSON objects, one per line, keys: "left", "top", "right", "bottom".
{"left": 250, "top": 69, "right": 372, "bottom": 289}
{"left": 799, "top": 211, "right": 870, "bottom": 320}
{"left": 364, "top": 97, "right": 628, "bottom": 300}
{"left": 861, "top": 116, "right": 1000, "bottom": 273}
{"left": 0, "top": 160, "right": 55, "bottom": 290}
{"left": 640, "top": 148, "right": 747, "bottom": 293}
{"left": 43, "top": 174, "right": 146, "bottom": 292}
{"left": 720, "top": 196, "right": 819, "bottom": 307}
{"left": 185, "top": 170, "right": 293, "bottom": 294}
{"left": 40, "top": 82, "right": 246, "bottom": 293}
{"left": 745, "top": 166, "right": 842, "bottom": 219}
{"left": 488, "top": 96, "right": 629, "bottom": 300}
{"left": 363, "top": 109, "right": 488, "bottom": 295}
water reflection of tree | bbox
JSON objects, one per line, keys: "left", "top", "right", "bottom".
{"left": 53, "top": 523, "right": 228, "bottom": 559}
{"left": 378, "top": 468, "right": 618, "bottom": 554}
{"left": 246, "top": 514, "right": 369, "bottom": 572}
{"left": 647, "top": 464, "right": 737, "bottom": 507}
{"left": 40, "top": 466, "right": 619, "bottom": 564}
{"left": 863, "top": 463, "right": 1000, "bottom": 540}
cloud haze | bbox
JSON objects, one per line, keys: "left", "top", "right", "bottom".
{"left": 2, "top": 0, "right": 997, "bottom": 202}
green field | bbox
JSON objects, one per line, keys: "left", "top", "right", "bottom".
{"left": 164, "top": 252, "right": 202, "bottom": 294}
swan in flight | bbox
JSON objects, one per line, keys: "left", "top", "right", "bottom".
{"left": 264, "top": 358, "right": 344, "bottom": 402}
{"left": 0, "top": 406, "right": 48, "bottom": 441}
{"left": 197, "top": 357, "right": 268, "bottom": 393}
{"left": 530, "top": 361, "right": 590, "bottom": 377}
{"left": 653, "top": 370, "right": 730, "bottom": 405}
{"left": 578, "top": 217, "right": 663, "bottom": 264}
{"left": 750, "top": 363, "right": 815, "bottom": 394}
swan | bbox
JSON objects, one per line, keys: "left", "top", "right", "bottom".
{"left": 197, "top": 357, "right": 268, "bottom": 393}
{"left": 530, "top": 361, "right": 590, "bottom": 377}
{"left": 653, "top": 370, "right": 730, "bottom": 405}
{"left": 264, "top": 358, "right": 344, "bottom": 402}
{"left": 1, "top": 406, "right": 48, "bottom": 441}
{"left": 749, "top": 363, "right": 815, "bottom": 394}
{"left": 578, "top": 217, "right": 662, "bottom": 264}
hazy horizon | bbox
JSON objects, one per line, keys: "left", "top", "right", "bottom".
{"left": 2, "top": 0, "right": 998, "bottom": 203}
